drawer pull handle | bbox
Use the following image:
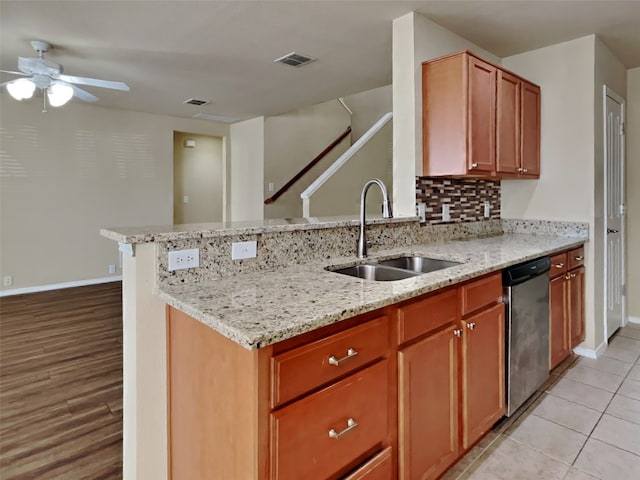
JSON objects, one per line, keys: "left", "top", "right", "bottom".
{"left": 470, "top": 162, "right": 478, "bottom": 169}
{"left": 466, "top": 322, "right": 476, "bottom": 330}
{"left": 554, "top": 263, "right": 565, "bottom": 268}
{"left": 574, "top": 256, "right": 584, "bottom": 261}
{"left": 454, "top": 329, "right": 463, "bottom": 338}
{"left": 328, "top": 418, "right": 358, "bottom": 440}
{"left": 328, "top": 348, "right": 358, "bottom": 366}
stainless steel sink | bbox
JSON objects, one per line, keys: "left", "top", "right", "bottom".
{"left": 377, "top": 256, "right": 462, "bottom": 274}
{"left": 331, "top": 264, "right": 419, "bottom": 281}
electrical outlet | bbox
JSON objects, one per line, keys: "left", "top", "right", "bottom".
{"left": 484, "top": 201, "right": 491, "bottom": 218}
{"left": 268, "top": 182, "right": 275, "bottom": 192}
{"left": 183, "top": 195, "right": 189, "bottom": 204}
{"left": 108, "top": 264, "right": 117, "bottom": 274}
{"left": 442, "top": 204, "right": 451, "bottom": 222}
{"left": 232, "top": 241, "right": 257, "bottom": 260}
{"left": 168, "top": 248, "right": 200, "bottom": 271}
{"left": 417, "top": 203, "right": 426, "bottom": 223}
{"left": 3, "top": 275, "right": 13, "bottom": 287}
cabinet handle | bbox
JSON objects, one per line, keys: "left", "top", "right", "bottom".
{"left": 607, "top": 229, "right": 619, "bottom": 234}
{"left": 565, "top": 273, "right": 571, "bottom": 280}
{"left": 471, "top": 163, "right": 478, "bottom": 169}
{"left": 517, "top": 167, "right": 524, "bottom": 173}
{"left": 522, "top": 168, "right": 528, "bottom": 173}
{"left": 453, "top": 329, "right": 463, "bottom": 337}
{"left": 574, "top": 256, "right": 584, "bottom": 261}
{"left": 554, "top": 263, "right": 565, "bottom": 268}
{"left": 466, "top": 322, "right": 476, "bottom": 330}
{"left": 570, "top": 273, "right": 576, "bottom": 279}
{"left": 328, "top": 348, "right": 358, "bottom": 366}
{"left": 328, "top": 418, "right": 358, "bottom": 440}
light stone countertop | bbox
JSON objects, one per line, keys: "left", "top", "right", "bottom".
{"left": 101, "top": 215, "right": 419, "bottom": 244}
{"left": 158, "top": 233, "right": 587, "bottom": 350}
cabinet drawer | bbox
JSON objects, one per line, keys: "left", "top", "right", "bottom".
{"left": 397, "top": 289, "right": 459, "bottom": 345}
{"left": 343, "top": 446, "right": 393, "bottom": 480}
{"left": 568, "top": 246, "right": 585, "bottom": 270}
{"left": 461, "top": 272, "right": 502, "bottom": 316}
{"left": 271, "top": 316, "right": 388, "bottom": 408}
{"left": 270, "top": 361, "right": 390, "bottom": 480}
{"left": 549, "top": 253, "right": 568, "bottom": 279}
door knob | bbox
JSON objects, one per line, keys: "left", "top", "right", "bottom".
{"left": 607, "top": 228, "right": 619, "bottom": 234}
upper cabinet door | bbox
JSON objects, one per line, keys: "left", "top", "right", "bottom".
{"left": 496, "top": 71, "right": 520, "bottom": 174}
{"left": 467, "top": 56, "right": 496, "bottom": 173}
{"left": 520, "top": 81, "right": 541, "bottom": 176}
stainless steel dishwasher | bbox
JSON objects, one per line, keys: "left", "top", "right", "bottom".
{"left": 503, "top": 256, "right": 551, "bottom": 416}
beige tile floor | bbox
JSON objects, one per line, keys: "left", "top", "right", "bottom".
{"left": 443, "top": 323, "right": 640, "bottom": 480}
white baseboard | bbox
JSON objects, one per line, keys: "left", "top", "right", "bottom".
{"left": 573, "top": 340, "right": 608, "bottom": 359}
{"left": 628, "top": 316, "right": 640, "bottom": 325}
{"left": 0, "top": 276, "right": 122, "bottom": 297}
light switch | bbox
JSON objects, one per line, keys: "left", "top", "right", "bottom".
{"left": 442, "top": 204, "right": 451, "bottom": 222}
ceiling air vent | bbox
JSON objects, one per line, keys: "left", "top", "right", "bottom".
{"left": 274, "top": 52, "right": 316, "bottom": 67}
{"left": 183, "top": 98, "right": 210, "bottom": 106}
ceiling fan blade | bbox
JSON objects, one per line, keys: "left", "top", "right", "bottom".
{"left": 0, "top": 69, "right": 29, "bottom": 76}
{"left": 56, "top": 74, "right": 129, "bottom": 91}
{"left": 71, "top": 85, "right": 99, "bottom": 103}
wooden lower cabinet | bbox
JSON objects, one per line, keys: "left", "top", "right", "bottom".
{"left": 398, "top": 324, "right": 460, "bottom": 480}
{"left": 461, "top": 303, "right": 505, "bottom": 450}
{"left": 397, "top": 273, "right": 505, "bottom": 480}
{"left": 549, "top": 274, "right": 570, "bottom": 369}
{"left": 549, "top": 246, "right": 585, "bottom": 370}
{"left": 569, "top": 266, "right": 585, "bottom": 348}
{"left": 167, "top": 272, "right": 509, "bottom": 480}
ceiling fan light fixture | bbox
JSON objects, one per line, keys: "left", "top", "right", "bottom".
{"left": 47, "top": 82, "right": 74, "bottom": 107}
{"left": 7, "top": 78, "right": 36, "bottom": 100}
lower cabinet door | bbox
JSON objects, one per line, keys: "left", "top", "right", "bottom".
{"left": 461, "top": 303, "right": 506, "bottom": 450}
{"left": 343, "top": 446, "right": 393, "bottom": 480}
{"left": 549, "top": 275, "right": 570, "bottom": 370}
{"left": 270, "top": 361, "right": 389, "bottom": 480}
{"left": 398, "top": 324, "right": 460, "bottom": 480}
{"left": 570, "top": 267, "right": 585, "bottom": 348}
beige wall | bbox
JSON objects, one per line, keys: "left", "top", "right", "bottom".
{"left": 229, "top": 117, "right": 264, "bottom": 221}
{"left": 392, "top": 12, "right": 501, "bottom": 216}
{"left": 173, "top": 132, "right": 224, "bottom": 224}
{"left": 501, "top": 35, "right": 628, "bottom": 350}
{"left": 264, "top": 99, "right": 350, "bottom": 219}
{"left": 342, "top": 84, "right": 392, "bottom": 140}
{"left": 0, "top": 98, "right": 229, "bottom": 291}
{"left": 627, "top": 68, "right": 640, "bottom": 320}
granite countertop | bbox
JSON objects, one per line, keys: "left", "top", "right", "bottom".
{"left": 158, "top": 234, "right": 588, "bottom": 349}
{"left": 101, "top": 215, "right": 418, "bottom": 244}
{"left": 158, "top": 233, "right": 587, "bottom": 350}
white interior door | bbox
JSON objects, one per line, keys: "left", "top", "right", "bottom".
{"left": 604, "top": 86, "right": 626, "bottom": 339}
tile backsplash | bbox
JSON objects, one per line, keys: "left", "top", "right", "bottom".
{"left": 416, "top": 177, "right": 501, "bottom": 224}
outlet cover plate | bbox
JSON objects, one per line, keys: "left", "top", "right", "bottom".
{"left": 232, "top": 241, "right": 257, "bottom": 260}
{"left": 168, "top": 248, "right": 200, "bottom": 271}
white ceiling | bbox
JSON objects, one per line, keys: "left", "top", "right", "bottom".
{"left": 1, "top": 1, "right": 639, "bottom": 121}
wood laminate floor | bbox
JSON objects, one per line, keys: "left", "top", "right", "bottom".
{"left": 0, "top": 282, "right": 123, "bottom": 479}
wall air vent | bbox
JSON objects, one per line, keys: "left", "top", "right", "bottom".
{"left": 183, "top": 98, "right": 210, "bottom": 106}
{"left": 193, "top": 113, "right": 240, "bottom": 123}
{"left": 274, "top": 52, "right": 316, "bottom": 67}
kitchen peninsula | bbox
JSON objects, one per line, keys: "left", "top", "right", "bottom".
{"left": 102, "top": 216, "right": 587, "bottom": 480}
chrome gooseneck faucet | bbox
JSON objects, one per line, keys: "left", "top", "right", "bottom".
{"left": 358, "top": 178, "right": 393, "bottom": 258}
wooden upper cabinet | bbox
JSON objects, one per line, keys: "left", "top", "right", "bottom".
{"left": 467, "top": 56, "right": 497, "bottom": 173}
{"left": 423, "top": 50, "right": 540, "bottom": 179}
{"left": 496, "top": 71, "right": 520, "bottom": 174}
{"left": 520, "top": 81, "right": 541, "bottom": 176}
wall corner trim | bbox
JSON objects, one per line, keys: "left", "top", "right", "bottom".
{"left": 573, "top": 340, "right": 608, "bottom": 359}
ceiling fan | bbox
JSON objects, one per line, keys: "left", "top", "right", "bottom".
{"left": 0, "top": 40, "right": 130, "bottom": 107}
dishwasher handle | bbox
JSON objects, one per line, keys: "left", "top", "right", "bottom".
{"left": 502, "top": 256, "right": 551, "bottom": 287}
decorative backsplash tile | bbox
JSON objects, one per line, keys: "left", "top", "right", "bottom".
{"left": 416, "top": 177, "right": 501, "bottom": 225}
